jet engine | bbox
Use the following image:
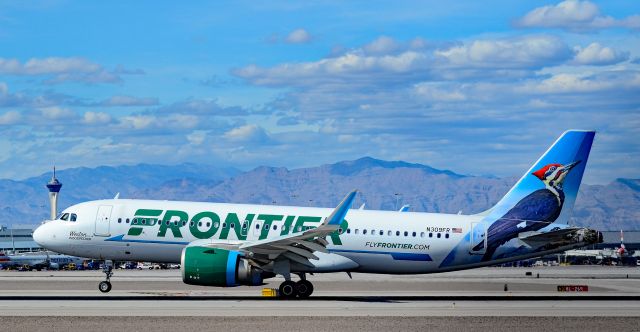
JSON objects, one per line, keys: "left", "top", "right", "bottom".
{"left": 180, "top": 246, "right": 265, "bottom": 287}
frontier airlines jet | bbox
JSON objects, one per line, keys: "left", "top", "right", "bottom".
{"left": 33, "top": 130, "right": 602, "bottom": 298}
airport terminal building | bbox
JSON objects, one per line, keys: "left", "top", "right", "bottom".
{"left": 0, "top": 227, "right": 39, "bottom": 252}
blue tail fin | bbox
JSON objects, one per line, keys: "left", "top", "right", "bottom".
{"left": 482, "top": 130, "right": 595, "bottom": 225}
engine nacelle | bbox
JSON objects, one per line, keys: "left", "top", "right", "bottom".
{"left": 181, "top": 246, "right": 264, "bottom": 287}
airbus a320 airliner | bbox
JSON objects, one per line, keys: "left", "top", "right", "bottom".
{"left": 33, "top": 130, "right": 603, "bottom": 298}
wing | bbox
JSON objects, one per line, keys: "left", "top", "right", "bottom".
{"left": 237, "top": 190, "right": 357, "bottom": 268}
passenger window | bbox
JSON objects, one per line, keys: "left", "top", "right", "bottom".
{"left": 379, "top": 230, "right": 383, "bottom": 236}
{"left": 190, "top": 221, "right": 194, "bottom": 227}
{"left": 387, "top": 230, "right": 392, "bottom": 236}
{"left": 355, "top": 229, "right": 359, "bottom": 235}
{"left": 437, "top": 233, "right": 441, "bottom": 238}
{"left": 198, "top": 222, "right": 202, "bottom": 227}
{"left": 363, "top": 229, "right": 367, "bottom": 235}
{"left": 404, "top": 231, "right": 408, "bottom": 236}
{"left": 445, "top": 233, "right": 450, "bottom": 239}
{"left": 412, "top": 232, "right": 416, "bottom": 237}
{"left": 273, "top": 225, "right": 278, "bottom": 230}
{"left": 70, "top": 214, "right": 77, "bottom": 222}
{"left": 396, "top": 231, "right": 400, "bottom": 236}
{"left": 347, "top": 228, "right": 351, "bottom": 234}
{"left": 420, "top": 232, "right": 425, "bottom": 238}
{"left": 429, "top": 232, "right": 433, "bottom": 238}
{"left": 230, "top": 223, "right": 235, "bottom": 228}
{"left": 126, "top": 218, "right": 130, "bottom": 224}
{"left": 223, "top": 222, "right": 227, "bottom": 228}
{"left": 118, "top": 218, "right": 122, "bottom": 223}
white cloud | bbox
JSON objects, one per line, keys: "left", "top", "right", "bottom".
{"left": 572, "top": 43, "right": 629, "bottom": 66}
{"left": 434, "top": 35, "right": 571, "bottom": 68}
{"left": 235, "top": 51, "right": 429, "bottom": 86}
{"left": 0, "top": 111, "right": 20, "bottom": 125}
{"left": 363, "top": 36, "right": 400, "bottom": 55}
{"left": 39, "top": 106, "right": 75, "bottom": 120}
{"left": 100, "top": 95, "right": 158, "bottom": 107}
{"left": 21, "top": 57, "right": 101, "bottom": 75}
{"left": 516, "top": 0, "right": 640, "bottom": 32}
{"left": 120, "top": 115, "right": 156, "bottom": 130}
{"left": 83, "top": 111, "right": 112, "bottom": 124}
{"left": 518, "top": 72, "right": 639, "bottom": 94}
{"left": 0, "top": 57, "right": 141, "bottom": 84}
{"left": 413, "top": 83, "right": 466, "bottom": 102}
{"left": 224, "top": 124, "right": 270, "bottom": 143}
{"left": 186, "top": 130, "right": 207, "bottom": 145}
{"left": 285, "top": 28, "right": 312, "bottom": 44}
{"left": 237, "top": 35, "right": 574, "bottom": 87}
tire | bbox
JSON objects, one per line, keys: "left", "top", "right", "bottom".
{"left": 296, "top": 280, "right": 314, "bottom": 299}
{"left": 278, "top": 280, "right": 297, "bottom": 299}
{"left": 98, "top": 281, "right": 112, "bottom": 293}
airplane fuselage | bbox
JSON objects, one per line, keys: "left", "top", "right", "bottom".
{"left": 34, "top": 198, "right": 593, "bottom": 274}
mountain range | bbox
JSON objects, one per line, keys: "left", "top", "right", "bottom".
{"left": 1, "top": 157, "right": 638, "bottom": 231}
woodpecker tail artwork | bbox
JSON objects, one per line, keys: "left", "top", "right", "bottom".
{"left": 470, "top": 130, "right": 595, "bottom": 261}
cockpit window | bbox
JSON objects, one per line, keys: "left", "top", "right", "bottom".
{"left": 59, "top": 213, "right": 69, "bottom": 221}
{"left": 70, "top": 213, "right": 77, "bottom": 222}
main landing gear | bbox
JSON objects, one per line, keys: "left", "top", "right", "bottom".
{"left": 98, "top": 261, "right": 113, "bottom": 293}
{"left": 278, "top": 274, "right": 314, "bottom": 299}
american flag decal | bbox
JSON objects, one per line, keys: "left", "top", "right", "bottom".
{"left": 452, "top": 228, "right": 462, "bottom": 233}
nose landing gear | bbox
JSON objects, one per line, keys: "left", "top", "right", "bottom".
{"left": 98, "top": 261, "right": 113, "bottom": 293}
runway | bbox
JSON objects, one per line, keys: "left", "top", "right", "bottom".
{"left": 1, "top": 266, "right": 639, "bottom": 331}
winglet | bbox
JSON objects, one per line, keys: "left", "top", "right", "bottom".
{"left": 324, "top": 190, "right": 357, "bottom": 226}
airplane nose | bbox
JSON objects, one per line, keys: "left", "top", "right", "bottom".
{"left": 33, "top": 224, "right": 47, "bottom": 247}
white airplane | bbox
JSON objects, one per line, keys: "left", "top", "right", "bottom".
{"left": 33, "top": 130, "right": 603, "bottom": 297}
{"left": 0, "top": 251, "right": 84, "bottom": 270}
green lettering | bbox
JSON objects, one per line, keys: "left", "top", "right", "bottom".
{"left": 190, "top": 211, "right": 220, "bottom": 239}
{"left": 257, "top": 214, "right": 283, "bottom": 240}
{"left": 328, "top": 219, "right": 349, "bottom": 245}
{"left": 280, "top": 215, "right": 295, "bottom": 236}
{"left": 293, "top": 216, "right": 321, "bottom": 233}
{"left": 219, "top": 213, "right": 255, "bottom": 240}
{"left": 157, "top": 210, "right": 187, "bottom": 238}
{"left": 128, "top": 209, "right": 163, "bottom": 236}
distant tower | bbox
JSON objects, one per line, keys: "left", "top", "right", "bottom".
{"left": 46, "top": 166, "right": 62, "bottom": 220}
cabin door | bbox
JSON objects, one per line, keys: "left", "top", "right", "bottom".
{"left": 94, "top": 205, "right": 112, "bottom": 236}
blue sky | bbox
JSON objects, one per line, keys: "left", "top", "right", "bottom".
{"left": 0, "top": 0, "right": 638, "bottom": 184}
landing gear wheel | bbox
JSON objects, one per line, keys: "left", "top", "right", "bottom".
{"left": 295, "top": 280, "right": 314, "bottom": 298}
{"left": 279, "top": 280, "right": 298, "bottom": 299}
{"left": 98, "top": 281, "right": 112, "bottom": 293}
{"left": 99, "top": 260, "right": 114, "bottom": 293}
